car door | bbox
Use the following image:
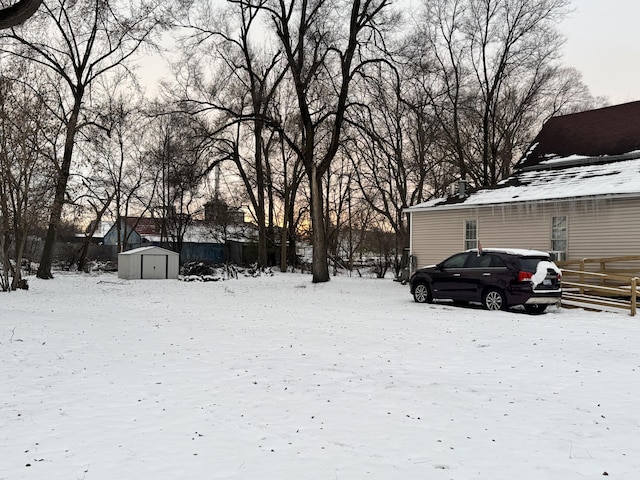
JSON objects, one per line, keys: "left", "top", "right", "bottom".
{"left": 431, "top": 252, "right": 471, "bottom": 300}
{"left": 462, "top": 253, "right": 505, "bottom": 302}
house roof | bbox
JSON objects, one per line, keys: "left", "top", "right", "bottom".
{"left": 76, "top": 220, "right": 114, "bottom": 239}
{"left": 517, "top": 101, "right": 640, "bottom": 170}
{"left": 124, "top": 217, "right": 161, "bottom": 235}
{"left": 407, "top": 101, "right": 640, "bottom": 213}
{"left": 140, "top": 221, "right": 258, "bottom": 244}
{"left": 90, "top": 220, "right": 114, "bottom": 238}
{"left": 407, "top": 157, "right": 640, "bottom": 211}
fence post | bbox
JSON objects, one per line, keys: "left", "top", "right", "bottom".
{"left": 631, "top": 277, "right": 637, "bottom": 317}
{"left": 579, "top": 259, "right": 585, "bottom": 294}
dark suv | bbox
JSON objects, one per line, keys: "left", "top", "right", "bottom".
{"left": 409, "top": 248, "right": 562, "bottom": 313}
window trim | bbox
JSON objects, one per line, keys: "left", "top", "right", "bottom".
{"left": 551, "top": 215, "right": 568, "bottom": 261}
{"left": 464, "top": 219, "right": 478, "bottom": 251}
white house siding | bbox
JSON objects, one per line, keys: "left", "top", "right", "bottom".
{"left": 410, "top": 209, "right": 468, "bottom": 268}
{"left": 410, "top": 196, "right": 640, "bottom": 269}
{"left": 567, "top": 198, "right": 634, "bottom": 257}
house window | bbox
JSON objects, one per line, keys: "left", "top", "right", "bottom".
{"left": 464, "top": 220, "right": 477, "bottom": 250}
{"left": 551, "top": 216, "right": 567, "bottom": 261}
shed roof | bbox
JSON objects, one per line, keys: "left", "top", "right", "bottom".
{"left": 119, "top": 246, "right": 179, "bottom": 256}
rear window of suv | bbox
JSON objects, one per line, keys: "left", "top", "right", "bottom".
{"left": 465, "top": 254, "right": 506, "bottom": 268}
{"left": 519, "top": 257, "right": 549, "bottom": 272}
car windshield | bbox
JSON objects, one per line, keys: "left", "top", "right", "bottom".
{"left": 519, "top": 257, "right": 549, "bottom": 272}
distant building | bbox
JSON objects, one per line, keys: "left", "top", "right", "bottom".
{"left": 203, "top": 198, "right": 245, "bottom": 225}
{"left": 103, "top": 214, "right": 259, "bottom": 265}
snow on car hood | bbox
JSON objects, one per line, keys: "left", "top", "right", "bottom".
{"left": 531, "top": 260, "right": 562, "bottom": 287}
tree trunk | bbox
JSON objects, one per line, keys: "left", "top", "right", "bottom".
{"left": 0, "top": 225, "right": 10, "bottom": 291}
{"left": 37, "top": 94, "right": 82, "bottom": 279}
{"left": 280, "top": 219, "right": 288, "bottom": 273}
{"left": 280, "top": 181, "right": 289, "bottom": 273}
{"left": 254, "top": 125, "right": 267, "bottom": 267}
{"left": 10, "top": 227, "right": 27, "bottom": 290}
{"left": 309, "top": 165, "right": 329, "bottom": 283}
{"left": 0, "top": 176, "right": 11, "bottom": 290}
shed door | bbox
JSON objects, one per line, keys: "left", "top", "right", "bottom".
{"left": 141, "top": 255, "right": 167, "bottom": 279}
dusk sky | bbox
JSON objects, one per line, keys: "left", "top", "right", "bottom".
{"left": 139, "top": 1, "right": 639, "bottom": 106}
{"left": 562, "top": 0, "right": 640, "bottom": 104}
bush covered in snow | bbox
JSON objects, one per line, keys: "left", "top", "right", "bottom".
{"left": 179, "top": 262, "right": 274, "bottom": 282}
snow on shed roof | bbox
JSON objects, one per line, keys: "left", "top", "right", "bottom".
{"left": 119, "top": 246, "right": 179, "bottom": 256}
{"left": 407, "top": 157, "right": 640, "bottom": 212}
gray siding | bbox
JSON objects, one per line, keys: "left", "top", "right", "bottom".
{"left": 410, "top": 197, "right": 640, "bottom": 268}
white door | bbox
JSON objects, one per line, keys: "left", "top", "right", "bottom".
{"left": 141, "top": 255, "right": 167, "bottom": 279}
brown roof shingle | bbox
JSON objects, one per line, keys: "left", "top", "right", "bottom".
{"left": 516, "top": 101, "right": 640, "bottom": 170}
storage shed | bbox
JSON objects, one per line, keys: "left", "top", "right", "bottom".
{"left": 118, "top": 246, "right": 180, "bottom": 280}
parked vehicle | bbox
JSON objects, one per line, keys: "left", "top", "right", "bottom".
{"left": 409, "top": 248, "right": 562, "bottom": 313}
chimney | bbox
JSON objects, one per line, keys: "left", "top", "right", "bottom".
{"left": 458, "top": 179, "right": 467, "bottom": 199}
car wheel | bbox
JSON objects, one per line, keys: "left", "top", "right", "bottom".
{"left": 524, "top": 304, "right": 547, "bottom": 314}
{"left": 413, "top": 282, "right": 433, "bottom": 303}
{"left": 483, "top": 288, "right": 506, "bottom": 311}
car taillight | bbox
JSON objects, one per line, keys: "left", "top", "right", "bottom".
{"left": 518, "top": 271, "right": 533, "bottom": 282}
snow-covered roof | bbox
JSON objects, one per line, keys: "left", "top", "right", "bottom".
{"left": 76, "top": 221, "right": 114, "bottom": 239}
{"left": 119, "top": 246, "right": 179, "bottom": 256}
{"left": 140, "top": 222, "right": 258, "bottom": 244}
{"left": 94, "top": 221, "right": 114, "bottom": 238}
{"left": 181, "top": 223, "right": 257, "bottom": 243}
{"left": 407, "top": 157, "right": 640, "bottom": 212}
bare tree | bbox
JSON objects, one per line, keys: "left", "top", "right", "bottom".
{"left": 258, "top": 0, "right": 396, "bottom": 282}
{"left": 1, "top": 0, "right": 162, "bottom": 278}
{"left": 409, "top": 0, "right": 577, "bottom": 188}
{"left": 409, "top": 0, "right": 472, "bottom": 184}
{"left": 465, "top": 0, "right": 568, "bottom": 184}
{"left": 269, "top": 121, "right": 305, "bottom": 272}
{"left": 323, "top": 154, "right": 353, "bottom": 275}
{"left": 74, "top": 87, "right": 155, "bottom": 266}
{"left": 0, "top": 63, "right": 54, "bottom": 290}
{"left": 172, "top": 0, "right": 288, "bottom": 267}
{"left": 146, "top": 113, "right": 210, "bottom": 254}
{"left": 348, "top": 62, "right": 439, "bottom": 265}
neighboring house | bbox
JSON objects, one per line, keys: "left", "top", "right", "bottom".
{"left": 78, "top": 220, "right": 113, "bottom": 244}
{"left": 405, "top": 101, "right": 640, "bottom": 269}
{"left": 103, "top": 216, "right": 260, "bottom": 265}
{"left": 103, "top": 218, "right": 145, "bottom": 249}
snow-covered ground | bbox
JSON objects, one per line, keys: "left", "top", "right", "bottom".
{"left": 1, "top": 272, "right": 639, "bottom": 479}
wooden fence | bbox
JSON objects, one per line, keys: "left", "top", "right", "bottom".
{"left": 557, "top": 256, "right": 640, "bottom": 316}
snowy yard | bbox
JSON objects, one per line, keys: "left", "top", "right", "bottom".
{"left": 1, "top": 272, "right": 639, "bottom": 479}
